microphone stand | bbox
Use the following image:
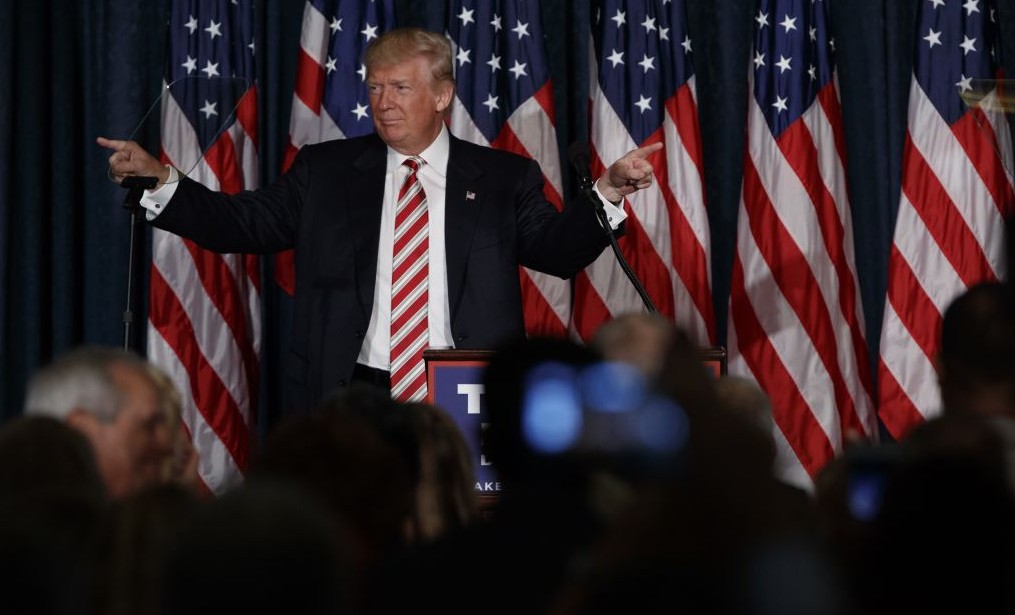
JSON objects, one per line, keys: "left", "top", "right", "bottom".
{"left": 576, "top": 175, "right": 658, "bottom": 314}
{"left": 119, "top": 176, "right": 158, "bottom": 351}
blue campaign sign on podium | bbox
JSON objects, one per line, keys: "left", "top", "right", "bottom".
{"left": 425, "top": 350, "right": 500, "bottom": 494}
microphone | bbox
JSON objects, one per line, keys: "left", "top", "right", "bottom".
{"left": 567, "top": 141, "right": 594, "bottom": 190}
{"left": 120, "top": 176, "right": 159, "bottom": 190}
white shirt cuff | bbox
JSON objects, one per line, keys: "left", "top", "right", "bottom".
{"left": 592, "top": 183, "right": 628, "bottom": 230}
{"left": 139, "top": 165, "right": 179, "bottom": 221}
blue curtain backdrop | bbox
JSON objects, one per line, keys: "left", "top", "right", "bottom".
{"left": 1, "top": 0, "right": 1013, "bottom": 431}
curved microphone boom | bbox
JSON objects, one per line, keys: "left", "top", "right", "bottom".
{"left": 568, "top": 141, "right": 657, "bottom": 314}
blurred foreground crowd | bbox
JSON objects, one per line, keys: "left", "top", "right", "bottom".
{"left": 2, "top": 281, "right": 1014, "bottom": 615}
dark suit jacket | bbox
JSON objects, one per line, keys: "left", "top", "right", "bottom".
{"left": 154, "top": 133, "right": 614, "bottom": 412}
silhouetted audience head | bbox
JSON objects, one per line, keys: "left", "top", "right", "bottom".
{"left": 591, "top": 312, "right": 677, "bottom": 380}
{"left": 862, "top": 413, "right": 1015, "bottom": 614}
{"left": 23, "top": 346, "right": 174, "bottom": 498}
{"left": 0, "top": 418, "right": 107, "bottom": 615}
{"left": 89, "top": 483, "right": 200, "bottom": 615}
{"left": 403, "top": 401, "right": 478, "bottom": 542}
{"left": 715, "top": 375, "right": 775, "bottom": 446}
{"left": 0, "top": 415, "right": 106, "bottom": 505}
{"left": 162, "top": 483, "right": 345, "bottom": 615}
{"left": 253, "top": 403, "right": 414, "bottom": 609}
{"left": 937, "top": 281, "right": 1015, "bottom": 418}
{"left": 323, "top": 383, "right": 421, "bottom": 488}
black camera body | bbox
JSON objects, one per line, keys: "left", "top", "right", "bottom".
{"left": 843, "top": 444, "right": 901, "bottom": 522}
{"left": 518, "top": 360, "right": 690, "bottom": 477}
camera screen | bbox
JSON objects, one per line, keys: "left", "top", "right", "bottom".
{"left": 846, "top": 470, "right": 890, "bottom": 522}
{"left": 520, "top": 361, "right": 690, "bottom": 466}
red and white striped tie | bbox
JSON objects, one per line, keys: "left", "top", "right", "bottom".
{"left": 390, "top": 156, "right": 429, "bottom": 401}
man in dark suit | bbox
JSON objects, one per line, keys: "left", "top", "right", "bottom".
{"left": 99, "top": 28, "right": 662, "bottom": 413}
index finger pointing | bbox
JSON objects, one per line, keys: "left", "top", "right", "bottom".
{"left": 630, "top": 142, "right": 664, "bottom": 159}
{"left": 96, "top": 136, "right": 128, "bottom": 152}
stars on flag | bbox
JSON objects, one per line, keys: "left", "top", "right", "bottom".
{"left": 955, "top": 73, "right": 973, "bottom": 92}
{"left": 303, "top": 3, "right": 394, "bottom": 131}
{"left": 482, "top": 93, "right": 499, "bottom": 113}
{"left": 914, "top": 0, "right": 999, "bottom": 123}
{"left": 448, "top": 1, "right": 554, "bottom": 143}
{"left": 199, "top": 99, "right": 218, "bottom": 118}
{"left": 960, "top": 35, "right": 977, "bottom": 55}
{"left": 201, "top": 60, "right": 220, "bottom": 77}
{"left": 511, "top": 20, "right": 529, "bottom": 39}
{"left": 168, "top": 0, "right": 256, "bottom": 138}
{"left": 597, "top": 1, "right": 688, "bottom": 132}
{"left": 634, "top": 94, "right": 652, "bottom": 113}
{"left": 751, "top": 0, "right": 837, "bottom": 136}
{"left": 509, "top": 60, "right": 527, "bottom": 80}
{"left": 205, "top": 20, "right": 222, "bottom": 39}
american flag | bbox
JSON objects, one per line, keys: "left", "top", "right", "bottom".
{"left": 150, "top": 0, "right": 261, "bottom": 494}
{"left": 578, "top": 0, "right": 714, "bottom": 345}
{"left": 878, "top": 0, "right": 1013, "bottom": 438}
{"left": 728, "top": 0, "right": 876, "bottom": 489}
{"left": 275, "top": 0, "right": 395, "bottom": 295}
{"left": 447, "top": 0, "right": 571, "bottom": 338}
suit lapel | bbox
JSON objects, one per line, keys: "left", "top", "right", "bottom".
{"left": 349, "top": 136, "right": 387, "bottom": 319}
{"left": 445, "top": 136, "right": 484, "bottom": 322}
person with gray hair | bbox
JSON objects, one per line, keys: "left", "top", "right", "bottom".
{"left": 24, "top": 346, "right": 174, "bottom": 498}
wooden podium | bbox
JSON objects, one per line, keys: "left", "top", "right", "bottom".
{"left": 423, "top": 346, "right": 726, "bottom": 498}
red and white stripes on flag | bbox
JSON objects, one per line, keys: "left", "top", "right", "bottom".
{"left": 577, "top": 0, "right": 714, "bottom": 345}
{"left": 276, "top": 0, "right": 395, "bottom": 295}
{"left": 877, "top": 0, "right": 1014, "bottom": 438}
{"left": 728, "top": 0, "right": 875, "bottom": 490}
{"left": 447, "top": 0, "right": 571, "bottom": 337}
{"left": 150, "top": 0, "right": 261, "bottom": 495}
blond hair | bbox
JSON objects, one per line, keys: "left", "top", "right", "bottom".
{"left": 364, "top": 27, "right": 454, "bottom": 87}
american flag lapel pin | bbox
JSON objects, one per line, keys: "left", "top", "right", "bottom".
{"left": 465, "top": 190, "right": 476, "bottom": 201}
